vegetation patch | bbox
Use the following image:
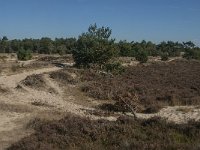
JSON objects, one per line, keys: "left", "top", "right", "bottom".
{"left": 50, "top": 70, "right": 78, "bottom": 85}
{"left": 8, "top": 115, "right": 200, "bottom": 150}
{"left": 21, "top": 74, "right": 46, "bottom": 90}
{"left": 81, "top": 60, "right": 200, "bottom": 113}
{"left": 31, "top": 101, "right": 54, "bottom": 108}
{"left": 38, "top": 55, "right": 73, "bottom": 63}
{"left": 17, "top": 48, "right": 32, "bottom": 61}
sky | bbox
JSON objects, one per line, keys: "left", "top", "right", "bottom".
{"left": 0, "top": 0, "right": 200, "bottom": 45}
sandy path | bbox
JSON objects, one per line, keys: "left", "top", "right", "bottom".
{"left": 0, "top": 67, "right": 61, "bottom": 88}
{"left": 134, "top": 106, "right": 200, "bottom": 124}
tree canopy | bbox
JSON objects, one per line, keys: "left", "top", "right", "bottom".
{"left": 72, "top": 23, "right": 116, "bottom": 67}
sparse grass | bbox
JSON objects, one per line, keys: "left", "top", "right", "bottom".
{"left": 0, "top": 102, "right": 32, "bottom": 113}
{"left": 11, "top": 64, "right": 21, "bottom": 72}
{"left": 50, "top": 70, "right": 78, "bottom": 85}
{"left": 31, "top": 101, "right": 53, "bottom": 108}
{"left": 176, "top": 107, "right": 193, "bottom": 113}
{"left": 21, "top": 74, "right": 46, "bottom": 89}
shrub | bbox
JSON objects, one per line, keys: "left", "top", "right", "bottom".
{"left": 183, "top": 48, "right": 200, "bottom": 60}
{"left": 104, "top": 61, "right": 124, "bottom": 74}
{"left": 17, "top": 48, "right": 32, "bottom": 61}
{"left": 135, "top": 50, "right": 148, "bottom": 63}
{"left": 161, "top": 52, "right": 169, "bottom": 61}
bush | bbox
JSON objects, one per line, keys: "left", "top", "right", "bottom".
{"left": 161, "top": 53, "right": 169, "bottom": 61}
{"left": 104, "top": 61, "right": 124, "bottom": 74}
{"left": 183, "top": 48, "right": 200, "bottom": 60}
{"left": 135, "top": 50, "right": 148, "bottom": 63}
{"left": 17, "top": 48, "right": 32, "bottom": 61}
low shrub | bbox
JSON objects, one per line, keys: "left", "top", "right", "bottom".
{"left": 21, "top": 74, "right": 46, "bottom": 89}
{"left": 183, "top": 48, "right": 200, "bottom": 60}
{"left": 161, "top": 52, "right": 169, "bottom": 61}
{"left": 8, "top": 115, "right": 200, "bottom": 150}
{"left": 50, "top": 70, "right": 78, "bottom": 85}
{"left": 17, "top": 48, "right": 32, "bottom": 61}
{"left": 135, "top": 50, "right": 148, "bottom": 63}
{"left": 104, "top": 61, "right": 124, "bottom": 74}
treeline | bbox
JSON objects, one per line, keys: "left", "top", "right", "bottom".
{"left": 0, "top": 33, "right": 200, "bottom": 60}
{"left": 116, "top": 40, "right": 200, "bottom": 62}
{"left": 0, "top": 36, "right": 76, "bottom": 55}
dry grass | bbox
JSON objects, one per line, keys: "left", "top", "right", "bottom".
{"left": 31, "top": 101, "right": 54, "bottom": 108}
{"left": 176, "top": 107, "right": 193, "bottom": 113}
{"left": 49, "top": 70, "right": 78, "bottom": 85}
{"left": 21, "top": 74, "right": 46, "bottom": 89}
{"left": 0, "top": 85, "right": 9, "bottom": 93}
{"left": 0, "top": 102, "right": 32, "bottom": 113}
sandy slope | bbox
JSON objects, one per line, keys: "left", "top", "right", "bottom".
{"left": 0, "top": 67, "right": 61, "bottom": 88}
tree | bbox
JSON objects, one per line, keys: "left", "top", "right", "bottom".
{"left": 118, "top": 40, "right": 134, "bottom": 57}
{"left": 183, "top": 41, "right": 195, "bottom": 49}
{"left": 22, "top": 39, "right": 34, "bottom": 51}
{"left": 0, "top": 36, "right": 9, "bottom": 53}
{"left": 39, "top": 37, "right": 55, "bottom": 54}
{"left": 183, "top": 48, "right": 200, "bottom": 60}
{"left": 10, "top": 39, "right": 21, "bottom": 52}
{"left": 65, "top": 38, "right": 77, "bottom": 54}
{"left": 57, "top": 45, "right": 67, "bottom": 55}
{"left": 72, "top": 23, "right": 116, "bottom": 67}
{"left": 146, "top": 41, "right": 157, "bottom": 56}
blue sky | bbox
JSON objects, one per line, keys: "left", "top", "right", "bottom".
{"left": 0, "top": 0, "right": 200, "bottom": 45}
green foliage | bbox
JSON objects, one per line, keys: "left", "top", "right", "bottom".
{"left": 56, "top": 45, "right": 67, "bottom": 55}
{"left": 135, "top": 50, "right": 148, "bottom": 63}
{"left": 104, "top": 61, "right": 124, "bottom": 74}
{"left": 161, "top": 52, "right": 169, "bottom": 61}
{"left": 0, "top": 34, "right": 200, "bottom": 62}
{"left": 118, "top": 40, "right": 134, "bottom": 57}
{"left": 157, "top": 41, "right": 182, "bottom": 57}
{"left": 183, "top": 48, "right": 200, "bottom": 60}
{"left": 17, "top": 48, "right": 32, "bottom": 60}
{"left": 72, "top": 23, "right": 115, "bottom": 67}
{"left": 39, "top": 37, "right": 55, "bottom": 54}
